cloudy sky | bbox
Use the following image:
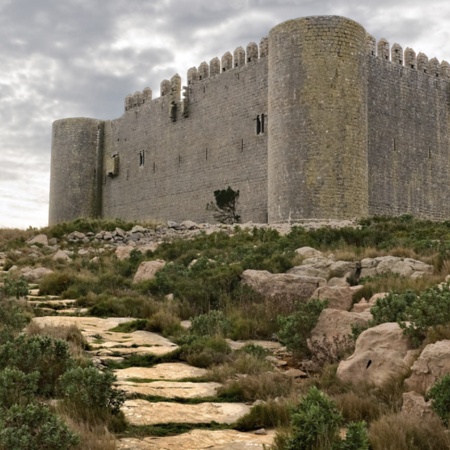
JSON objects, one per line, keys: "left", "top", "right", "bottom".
{"left": 1, "top": 0, "right": 449, "bottom": 228}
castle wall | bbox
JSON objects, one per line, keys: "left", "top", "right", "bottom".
{"left": 49, "top": 118, "right": 104, "bottom": 225}
{"left": 267, "top": 16, "right": 369, "bottom": 222}
{"left": 367, "top": 48, "right": 450, "bottom": 219}
{"left": 101, "top": 58, "right": 268, "bottom": 223}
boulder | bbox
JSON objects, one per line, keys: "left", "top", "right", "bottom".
{"left": 240, "top": 269, "right": 326, "bottom": 302}
{"left": 336, "top": 322, "right": 416, "bottom": 387}
{"left": 351, "top": 292, "right": 388, "bottom": 313}
{"left": 310, "top": 285, "right": 363, "bottom": 311}
{"left": 310, "top": 309, "right": 372, "bottom": 348}
{"left": 19, "top": 266, "right": 54, "bottom": 282}
{"left": 27, "top": 234, "right": 48, "bottom": 246}
{"left": 180, "top": 220, "right": 198, "bottom": 230}
{"left": 404, "top": 340, "right": 450, "bottom": 394}
{"left": 401, "top": 391, "right": 435, "bottom": 419}
{"left": 115, "top": 246, "right": 135, "bottom": 261}
{"left": 133, "top": 260, "right": 166, "bottom": 283}
{"left": 52, "top": 249, "right": 71, "bottom": 262}
{"left": 295, "top": 247, "right": 324, "bottom": 260}
{"left": 360, "top": 256, "right": 433, "bottom": 279}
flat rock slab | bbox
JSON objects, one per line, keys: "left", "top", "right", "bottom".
{"left": 117, "top": 381, "right": 221, "bottom": 399}
{"left": 115, "top": 363, "right": 208, "bottom": 381}
{"left": 118, "top": 429, "right": 275, "bottom": 449}
{"left": 31, "top": 317, "right": 178, "bottom": 355}
{"left": 122, "top": 399, "right": 251, "bottom": 425}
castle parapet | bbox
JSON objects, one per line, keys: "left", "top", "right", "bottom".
{"left": 246, "top": 42, "right": 258, "bottom": 62}
{"left": 198, "top": 62, "right": 209, "bottom": 80}
{"left": 210, "top": 57, "right": 220, "bottom": 76}
{"left": 405, "top": 48, "right": 416, "bottom": 69}
{"left": 417, "top": 52, "right": 429, "bottom": 73}
{"left": 378, "top": 38, "right": 390, "bottom": 60}
{"left": 222, "top": 51, "right": 233, "bottom": 71}
{"left": 391, "top": 44, "right": 403, "bottom": 65}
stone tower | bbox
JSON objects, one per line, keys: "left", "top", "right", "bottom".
{"left": 49, "top": 118, "right": 104, "bottom": 225}
{"left": 267, "top": 16, "right": 369, "bottom": 221}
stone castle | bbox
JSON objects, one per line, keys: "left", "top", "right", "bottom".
{"left": 49, "top": 16, "right": 450, "bottom": 225}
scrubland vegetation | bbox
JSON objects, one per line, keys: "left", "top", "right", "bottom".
{"left": 2, "top": 215, "right": 450, "bottom": 448}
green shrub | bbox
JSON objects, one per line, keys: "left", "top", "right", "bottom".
{"left": 0, "top": 403, "right": 79, "bottom": 450}
{"left": 39, "top": 272, "right": 74, "bottom": 296}
{"left": 0, "top": 368, "right": 39, "bottom": 409}
{"left": 0, "top": 335, "right": 73, "bottom": 396}
{"left": 426, "top": 374, "right": 450, "bottom": 426}
{"left": 338, "top": 421, "right": 369, "bottom": 450}
{"left": 180, "top": 336, "right": 230, "bottom": 368}
{"left": 277, "top": 299, "right": 327, "bottom": 358}
{"left": 0, "top": 277, "right": 29, "bottom": 299}
{"left": 370, "top": 290, "right": 417, "bottom": 325}
{"left": 59, "top": 367, "right": 125, "bottom": 420}
{"left": 286, "top": 386, "right": 343, "bottom": 450}
{"left": 189, "top": 310, "right": 231, "bottom": 337}
{"left": 400, "top": 284, "right": 450, "bottom": 345}
{"left": 0, "top": 300, "right": 31, "bottom": 344}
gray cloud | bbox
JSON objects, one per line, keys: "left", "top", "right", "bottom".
{"left": 1, "top": 0, "right": 449, "bottom": 227}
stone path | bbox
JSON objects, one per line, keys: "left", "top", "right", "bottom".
{"left": 27, "top": 294, "right": 275, "bottom": 449}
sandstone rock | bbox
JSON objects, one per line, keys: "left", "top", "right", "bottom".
{"left": 115, "top": 363, "right": 208, "bottom": 381}
{"left": 118, "top": 429, "right": 275, "bottom": 450}
{"left": 295, "top": 246, "right": 324, "bottom": 260}
{"left": 181, "top": 220, "right": 198, "bottom": 230}
{"left": 122, "top": 399, "right": 251, "bottom": 425}
{"left": 167, "top": 221, "right": 179, "bottom": 229}
{"left": 287, "top": 265, "right": 329, "bottom": 279}
{"left": 283, "top": 368, "right": 307, "bottom": 378}
{"left": 131, "top": 225, "right": 147, "bottom": 234}
{"left": 404, "top": 340, "right": 450, "bottom": 394}
{"left": 310, "top": 309, "right": 372, "bottom": 348}
{"left": 360, "top": 256, "right": 432, "bottom": 279}
{"left": 310, "top": 285, "right": 363, "bottom": 311}
{"left": 336, "top": 322, "right": 415, "bottom": 387}
{"left": 115, "top": 245, "right": 134, "bottom": 261}
{"left": 401, "top": 391, "right": 435, "bottom": 419}
{"left": 117, "top": 381, "right": 221, "bottom": 399}
{"left": 52, "top": 249, "right": 71, "bottom": 262}
{"left": 67, "top": 231, "right": 86, "bottom": 241}
{"left": 241, "top": 269, "right": 326, "bottom": 301}
{"left": 329, "top": 260, "right": 356, "bottom": 277}
{"left": 327, "top": 277, "right": 350, "bottom": 287}
{"left": 19, "top": 267, "right": 54, "bottom": 282}
{"left": 133, "top": 260, "right": 166, "bottom": 283}
{"left": 27, "top": 234, "right": 48, "bottom": 246}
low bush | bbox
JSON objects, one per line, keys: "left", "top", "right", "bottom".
{"left": 0, "top": 368, "right": 39, "bottom": 409}
{"left": 39, "top": 271, "right": 75, "bottom": 296}
{"left": 426, "top": 374, "right": 450, "bottom": 426}
{"left": 59, "top": 367, "right": 125, "bottom": 424}
{"left": 0, "top": 335, "right": 73, "bottom": 396}
{"left": 145, "top": 310, "right": 184, "bottom": 337}
{"left": 179, "top": 335, "right": 231, "bottom": 368}
{"left": 0, "top": 299, "right": 31, "bottom": 344}
{"left": 0, "top": 277, "right": 29, "bottom": 299}
{"left": 189, "top": 310, "right": 231, "bottom": 337}
{"left": 277, "top": 299, "right": 327, "bottom": 358}
{"left": 0, "top": 403, "right": 79, "bottom": 450}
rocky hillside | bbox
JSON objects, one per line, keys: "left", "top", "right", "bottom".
{"left": 1, "top": 216, "right": 450, "bottom": 449}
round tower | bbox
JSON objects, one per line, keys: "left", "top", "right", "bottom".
{"left": 267, "top": 16, "right": 369, "bottom": 221}
{"left": 49, "top": 118, "right": 104, "bottom": 225}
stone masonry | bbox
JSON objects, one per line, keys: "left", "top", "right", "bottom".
{"left": 49, "top": 16, "right": 450, "bottom": 225}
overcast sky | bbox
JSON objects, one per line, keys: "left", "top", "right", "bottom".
{"left": 1, "top": 0, "right": 449, "bottom": 228}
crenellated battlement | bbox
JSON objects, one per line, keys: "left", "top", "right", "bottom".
{"left": 124, "top": 37, "right": 269, "bottom": 112}
{"left": 369, "top": 37, "right": 450, "bottom": 79}
{"left": 50, "top": 15, "right": 450, "bottom": 227}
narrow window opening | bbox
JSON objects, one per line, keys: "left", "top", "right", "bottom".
{"left": 205, "top": 148, "right": 208, "bottom": 160}
{"left": 428, "top": 146, "right": 431, "bottom": 158}
{"left": 256, "top": 115, "right": 261, "bottom": 135}
{"left": 153, "top": 162, "right": 156, "bottom": 172}
{"left": 411, "top": 64, "right": 415, "bottom": 69}
{"left": 139, "top": 150, "right": 145, "bottom": 166}
{"left": 261, "top": 114, "right": 265, "bottom": 134}
{"left": 178, "top": 155, "right": 181, "bottom": 165}
{"left": 241, "top": 139, "right": 244, "bottom": 152}
{"left": 393, "top": 139, "right": 396, "bottom": 152}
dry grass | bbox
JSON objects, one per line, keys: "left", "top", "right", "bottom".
{"left": 26, "top": 322, "right": 89, "bottom": 365}
{"left": 57, "top": 409, "right": 117, "bottom": 450}
{"left": 369, "top": 413, "right": 450, "bottom": 450}
{"left": 333, "top": 391, "right": 388, "bottom": 423}
{"left": 218, "top": 371, "right": 295, "bottom": 402}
